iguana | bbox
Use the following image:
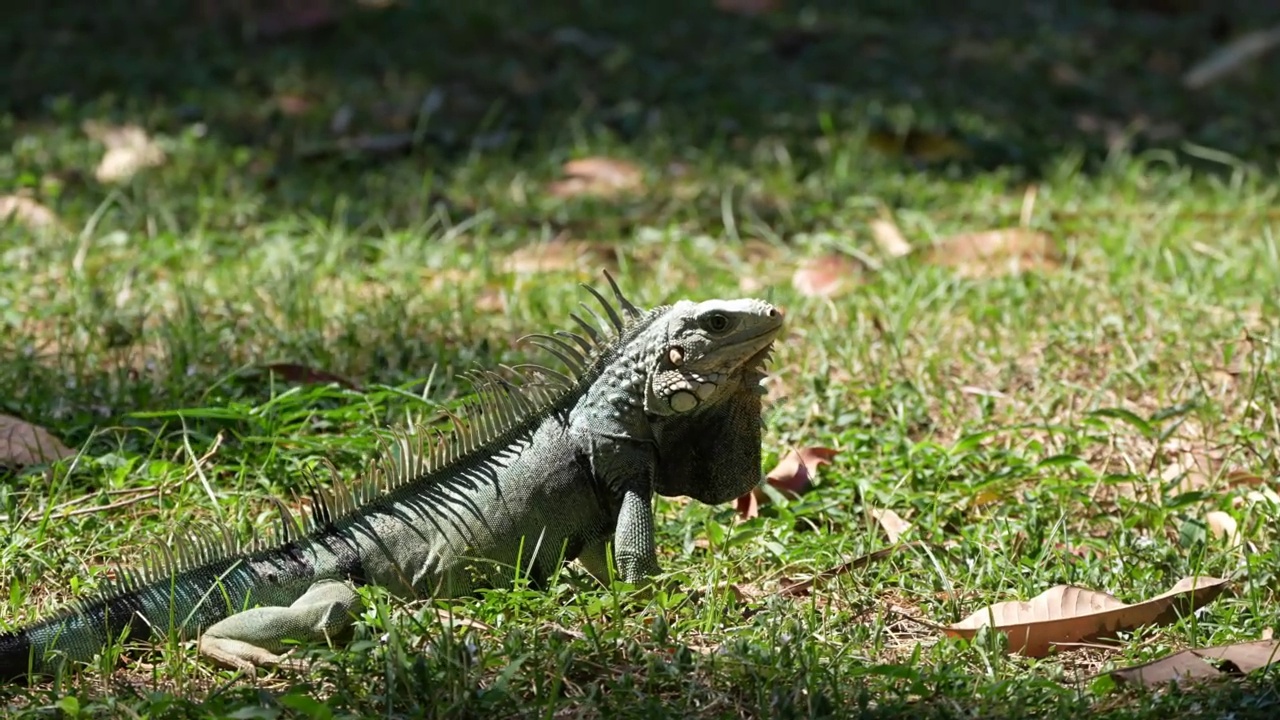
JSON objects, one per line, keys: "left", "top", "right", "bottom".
{"left": 0, "top": 273, "right": 784, "bottom": 682}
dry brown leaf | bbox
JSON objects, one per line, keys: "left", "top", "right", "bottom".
{"left": 713, "top": 0, "right": 780, "bottom": 16}
{"left": 944, "top": 576, "right": 1230, "bottom": 657}
{"left": 1110, "top": 639, "right": 1280, "bottom": 687}
{"left": 547, "top": 157, "right": 643, "bottom": 198}
{"left": 791, "top": 253, "right": 863, "bottom": 297}
{"left": 0, "top": 414, "right": 76, "bottom": 467}
{"left": 735, "top": 446, "right": 837, "bottom": 519}
{"left": 869, "top": 507, "right": 913, "bottom": 543}
{"left": 1205, "top": 510, "right": 1240, "bottom": 543}
{"left": 275, "top": 93, "right": 314, "bottom": 116}
{"left": 869, "top": 218, "right": 912, "bottom": 258}
{"left": 432, "top": 608, "right": 494, "bottom": 632}
{"left": 926, "top": 228, "right": 1060, "bottom": 279}
{"left": 1224, "top": 469, "right": 1265, "bottom": 488}
{"left": 262, "top": 363, "right": 363, "bottom": 391}
{"left": 83, "top": 121, "right": 166, "bottom": 183}
{"left": 0, "top": 195, "right": 62, "bottom": 232}
{"left": 866, "top": 129, "right": 972, "bottom": 163}
{"left": 502, "top": 238, "right": 615, "bottom": 274}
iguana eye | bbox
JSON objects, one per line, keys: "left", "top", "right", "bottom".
{"left": 703, "top": 313, "right": 731, "bottom": 333}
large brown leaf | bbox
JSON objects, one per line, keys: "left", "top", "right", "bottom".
{"left": 925, "top": 228, "right": 1060, "bottom": 279}
{"left": 83, "top": 121, "right": 166, "bottom": 183}
{"left": 547, "top": 157, "right": 643, "bottom": 198}
{"left": 944, "top": 576, "right": 1229, "bottom": 657}
{"left": 791, "top": 254, "right": 863, "bottom": 297}
{"left": 1110, "top": 639, "right": 1280, "bottom": 686}
{"left": 0, "top": 414, "right": 76, "bottom": 467}
{"left": 735, "top": 446, "right": 837, "bottom": 519}
{"left": 0, "top": 195, "right": 62, "bottom": 232}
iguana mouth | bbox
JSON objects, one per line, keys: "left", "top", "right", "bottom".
{"left": 734, "top": 323, "right": 784, "bottom": 366}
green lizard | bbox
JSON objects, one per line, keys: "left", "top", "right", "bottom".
{"left": 0, "top": 273, "right": 784, "bottom": 681}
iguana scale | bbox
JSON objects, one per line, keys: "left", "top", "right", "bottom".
{"left": 0, "top": 274, "right": 784, "bottom": 681}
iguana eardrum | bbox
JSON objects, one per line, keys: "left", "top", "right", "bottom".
{"left": 0, "top": 274, "right": 784, "bottom": 681}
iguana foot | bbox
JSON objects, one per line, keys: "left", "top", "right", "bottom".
{"left": 196, "top": 579, "right": 361, "bottom": 674}
{"left": 198, "top": 637, "right": 296, "bottom": 674}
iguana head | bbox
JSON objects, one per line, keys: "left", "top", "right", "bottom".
{"left": 643, "top": 298, "right": 784, "bottom": 418}
{"left": 639, "top": 298, "right": 784, "bottom": 504}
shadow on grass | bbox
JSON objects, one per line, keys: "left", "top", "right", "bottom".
{"left": 6, "top": 1, "right": 1280, "bottom": 223}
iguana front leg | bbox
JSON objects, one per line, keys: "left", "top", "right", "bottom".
{"left": 575, "top": 485, "right": 659, "bottom": 586}
{"left": 612, "top": 485, "right": 661, "bottom": 583}
{"left": 198, "top": 579, "right": 360, "bottom": 672}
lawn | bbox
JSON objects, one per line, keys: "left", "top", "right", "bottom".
{"left": 2, "top": 0, "right": 1280, "bottom": 717}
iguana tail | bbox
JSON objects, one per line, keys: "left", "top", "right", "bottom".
{"left": 0, "top": 538, "right": 318, "bottom": 682}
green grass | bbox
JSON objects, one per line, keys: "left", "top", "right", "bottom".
{"left": 4, "top": 0, "right": 1280, "bottom": 717}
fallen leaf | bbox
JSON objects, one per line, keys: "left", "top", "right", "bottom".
{"left": 262, "top": 363, "right": 363, "bottom": 391}
{"left": 969, "top": 489, "right": 1004, "bottom": 509}
{"left": 713, "top": 0, "right": 780, "bottom": 16}
{"left": 735, "top": 446, "right": 837, "bottom": 519}
{"left": 1110, "top": 639, "right": 1280, "bottom": 687}
{"left": 944, "top": 576, "right": 1230, "bottom": 657}
{"left": 791, "top": 253, "right": 863, "bottom": 297}
{"left": 83, "top": 121, "right": 166, "bottom": 183}
{"left": 1223, "top": 469, "right": 1265, "bottom": 488}
{"left": 502, "top": 237, "right": 615, "bottom": 274}
{"left": 734, "top": 491, "right": 761, "bottom": 521}
{"left": 869, "top": 218, "right": 912, "bottom": 258}
{"left": 925, "top": 228, "right": 1060, "bottom": 279}
{"left": 866, "top": 129, "right": 971, "bottom": 163}
{"left": 547, "top": 157, "right": 643, "bottom": 198}
{"left": 275, "top": 93, "right": 314, "bottom": 116}
{"left": 1049, "top": 61, "right": 1086, "bottom": 87}
{"left": 869, "top": 507, "right": 913, "bottom": 543}
{"left": 431, "top": 608, "right": 494, "bottom": 632}
{"left": 1205, "top": 510, "right": 1240, "bottom": 543}
{"left": 0, "top": 195, "right": 62, "bottom": 232}
{"left": 0, "top": 414, "right": 76, "bottom": 467}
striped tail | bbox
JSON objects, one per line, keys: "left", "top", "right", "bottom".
{"left": 1, "top": 537, "right": 318, "bottom": 682}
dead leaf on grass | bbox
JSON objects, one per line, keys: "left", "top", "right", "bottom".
{"left": 869, "top": 507, "right": 913, "bottom": 543}
{"left": 869, "top": 217, "right": 912, "bottom": 259}
{"left": 431, "top": 608, "right": 494, "bottom": 632}
{"left": 502, "top": 237, "right": 616, "bottom": 275}
{"left": 1204, "top": 510, "right": 1241, "bottom": 544}
{"left": 547, "top": 157, "right": 644, "bottom": 198}
{"left": 867, "top": 129, "right": 972, "bottom": 163}
{"left": 0, "top": 195, "right": 62, "bottom": 232}
{"left": 735, "top": 446, "right": 837, "bottom": 519}
{"left": 0, "top": 414, "right": 76, "bottom": 467}
{"left": 791, "top": 253, "right": 863, "bottom": 297}
{"left": 83, "top": 121, "right": 166, "bottom": 183}
{"left": 713, "top": 0, "right": 781, "bottom": 16}
{"left": 1110, "top": 638, "right": 1280, "bottom": 687}
{"left": 275, "top": 93, "right": 314, "bottom": 116}
{"left": 943, "top": 575, "right": 1230, "bottom": 657}
{"left": 262, "top": 363, "right": 364, "bottom": 392}
{"left": 925, "top": 228, "right": 1060, "bottom": 279}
